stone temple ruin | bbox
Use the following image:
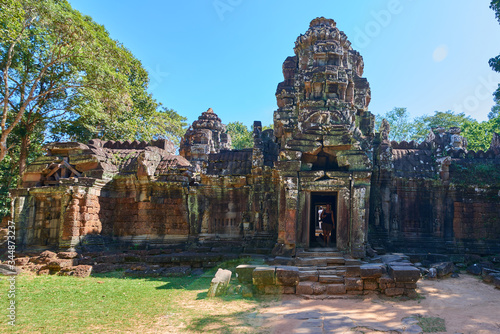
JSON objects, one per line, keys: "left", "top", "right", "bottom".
{"left": 10, "top": 17, "right": 500, "bottom": 261}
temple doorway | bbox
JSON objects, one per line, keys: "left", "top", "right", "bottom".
{"left": 309, "top": 192, "right": 338, "bottom": 248}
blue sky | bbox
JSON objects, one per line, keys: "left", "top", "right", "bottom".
{"left": 69, "top": 0, "right": 500, "bottom": 128}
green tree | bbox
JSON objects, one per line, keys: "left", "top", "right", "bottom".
{"left": 226, "top": 122, "right": 274, "bottom": 149}
{"left": 1, "top": 0, "right": 186, "bottom": 175}
{"left": 412, "top": 111, "right": 474, "bottom": 142}
{"left": 375, "top": 107, "right": 414, "bottom": 142}
{"left": 226, "top": 121, "right": 252, "bottom": 149}
{"left": 0, "top": 0, "right": 187, "bottom": 219}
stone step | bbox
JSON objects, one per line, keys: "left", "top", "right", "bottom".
{"left": 317, "top": 268, "right": 345, "bottom": 276}
{"left": 318, "top": 275, "right": 344, "bottom": 284}
{"left": 296, "top": 281, "right": 347, "bottom": 295}
{"left": 296, "top": 251, "right": 343, "bottom": 258}
{"left": 299, "top": 270, "right": 319, "bottom": 282}
{"left": 295, "top": 257, "right": 345, "bottom": 266}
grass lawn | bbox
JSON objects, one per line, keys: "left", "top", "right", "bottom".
{"left": 0, "top": 261, "right": 275, "bottom": 334}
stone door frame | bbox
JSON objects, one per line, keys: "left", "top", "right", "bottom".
{"left": 305, "top": 191, "right": 339, "bottom": 249}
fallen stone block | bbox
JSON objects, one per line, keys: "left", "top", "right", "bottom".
{"left": 207, "top": 268, "right": 232, "bottom": 297}
{"left": 494, "top": 276, "right": 500, "bottom": 289}
{"left": 389, "top": 266, "right": 420, "bottom": 283}
{"left": 59, "top": 265, "right": 92, "bottom": 278}
{"left": 45, "top": 259, "right": 78, "bottom": 271}
{"left": 57, "top": 251, "right": 79, "bottom": 259}
{"left": 431, "top": 262, "right": 454, "bottom": 278}
{"left": 467, "top": 263, "right": 482, "bottom": 275}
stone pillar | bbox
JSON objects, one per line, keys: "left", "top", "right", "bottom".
{"left": 351, "top": 172, "right": 371, "bottom": 258}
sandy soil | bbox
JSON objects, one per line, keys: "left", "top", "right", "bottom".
{"left": 253, "top": 274, "right": 500, "bottom": 334}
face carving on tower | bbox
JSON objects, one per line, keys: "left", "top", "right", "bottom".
{"left": 274, "top": 17, "right": 372, "bottom": 145}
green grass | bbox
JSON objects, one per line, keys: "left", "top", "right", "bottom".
{"left": 416, "top": 315, "right": 446, "bottom": 333}
{"left": 0, "top": 267, "right": 264, "bottom": 334}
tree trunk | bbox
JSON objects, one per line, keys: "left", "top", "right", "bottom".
{"left": 17, "top": 134, "right": 30, "bottom": 186}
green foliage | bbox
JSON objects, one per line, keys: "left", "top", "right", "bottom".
{"left": 226, "top": 121, "right": 253, "bottom": 149}
{"left": 462, "top": 117, "right": 500, "bottom": 151}
{"left": 0, "top": 0, "right": 187, "bottom": 217}
{"left": 412, "top": 111, "right": 473, "bottom": 142}
{"left": 226, "top": 122, "right": 274, "bottom": 149}
{"left": 375, "top": 108, "right": 498, "bottom": 151}
{"left": 375, "top": 107, "right": 414, "bottom": 141}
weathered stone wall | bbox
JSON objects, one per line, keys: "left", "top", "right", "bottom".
{"left": 369, "top": 128, "right": 500, "bottom": 255}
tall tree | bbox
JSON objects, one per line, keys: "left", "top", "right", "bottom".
{"left": 0, "top": 0, "right": 186, "bottom": 178}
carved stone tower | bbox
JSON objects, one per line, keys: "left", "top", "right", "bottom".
{"left": 273, "top": 17, "right": 375, "bottom": 257}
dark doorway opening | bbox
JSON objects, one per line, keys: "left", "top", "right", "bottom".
{"left": 309, "top": 192, "right": 337, "bottom": 248}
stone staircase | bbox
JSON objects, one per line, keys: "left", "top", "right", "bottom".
{"left": 236, "top": 250, "right": 421, "bottom": 298}
{"left": 294, "top": 248, "right": 363, "bottom": 296}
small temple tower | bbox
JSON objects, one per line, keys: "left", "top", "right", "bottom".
{"left": 179, "top": 108, "right": 232, "bottom": 172}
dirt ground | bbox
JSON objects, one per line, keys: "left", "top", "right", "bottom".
{"left": 253, "top": 274, "right": 500, "bottom": 334}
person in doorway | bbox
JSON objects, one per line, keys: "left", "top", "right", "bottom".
{"left": 321, "top": 204, "right": 335, "bottom": 247}
{"left": 318, "top": 206, "right": 323, "bottom": 230}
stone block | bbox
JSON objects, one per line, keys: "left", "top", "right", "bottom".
{"left": 45, "top": 259, "right": 77, "bottom": 271}
{"left": 404, "top": 289, "right": 418, "bottom": 298}
{"left": 345, "top": 265, "right": 361, "bottom": 277}
{"left": 207, "top": 268, "right": 232, "bottom": 297}
{"left": 57, "top": 252, "right": 79, "bottom": 259}
{"left": 252, "top": 266, "right": 275, "bottom": 286}
{"left": 312, "top": 283, "right": 327, "bottom": 295}
{"left": 296, "top": 281, "right": 314, "bottom": 295}
{"left": 276, "top": 266, "right": 300, "bottom": 286}
{"left": 344, "top": 277, "right": 363, "bottom": 291}
{"left": 299, "top": 270, "right": 319, "bottom": 282}
{"left": 494, "top": 276, "right": 500, "bottom": 289}
{"left": 264, "top": 285, "right": 281, "bottom": 295}
{"left": 385, "top": 287, "right": 404, "bottom": 296}
{"left": 360, "top": 263, "right": 386, "bottom": 279}
{"left": 282, "top": 286, "right": 296, "bottom": 294}
{"left": 235, "top": 264, "right": 257, "bottom": 284}
{"left": 431, "top": 262, "right": 454, "bottom": 278}
{"left": 319, "top": 275, "right": 344, "bottom": 284}
{"left": 389, "top": 266, "right": 420, "bottom": 283}
{"left": 363, "top": 279, "right": 378, "bottom": 290}
{"left": 326, "top": 284, "right": 346, "bottom": 295}
{"left": 347, "top": 290, "right": 363, "bottom": 295}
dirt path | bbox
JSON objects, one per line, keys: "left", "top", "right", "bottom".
{"left": 252, "top": 274, "right": 500, "bottom": 334}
